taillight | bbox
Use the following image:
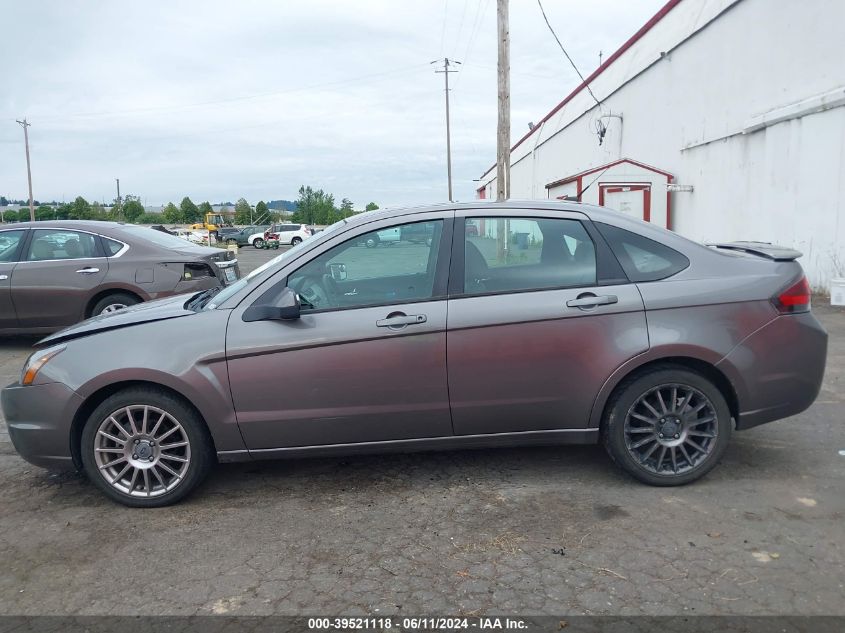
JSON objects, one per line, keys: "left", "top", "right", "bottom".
{"left": 773, "top": 276, "right": 811, "bottom": 314}
{"left": 304, "top": 228, "right": 313, "bottom": 235}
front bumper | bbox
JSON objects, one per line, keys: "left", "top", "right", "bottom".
{"left": 2, "top": 381, "right": 83, "bottom": 470}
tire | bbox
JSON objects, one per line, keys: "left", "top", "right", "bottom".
{"left": 291, "top": 237, "right": 302, "bottom": 246}
{"left": 253, "top": 238, "right": 264, "bottom": 249}
{"left": 80, "top": 386, "right": 215, "bottom": 507}
{"left": 90, "top": 292, "right": 140, "bottom": 317}
{"left": 602, "top": 365, "right": 732, "bottom": 486}
{"left": 365, "top": 236, "right": 379, "bottom": 248}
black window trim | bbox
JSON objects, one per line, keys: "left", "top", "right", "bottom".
{"left": 448, "top": 215, "right": 627, "bottom": 300}
{"left": 17, "top": 227, "right": 108, "bottom": 263}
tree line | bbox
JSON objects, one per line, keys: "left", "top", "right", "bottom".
{"left": 1, "top": 186, "right": 379, "bottom": 226}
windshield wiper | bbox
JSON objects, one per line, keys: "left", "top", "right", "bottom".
{"left": 186, "top": 287, "right": 221, "bottom": 311}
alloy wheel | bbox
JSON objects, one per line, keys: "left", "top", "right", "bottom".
{"left": 93, "top": 405, "right": 191, "bottom": 497}
{"left": 623, "top": 383, "right": 719, "bottom": 475}
{"left": 100, "top": 303, "right": 128, "bottom": 314}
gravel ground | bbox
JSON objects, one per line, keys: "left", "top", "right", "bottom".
{"left": 0, "top": 245, "right": 842, "bottom": 616}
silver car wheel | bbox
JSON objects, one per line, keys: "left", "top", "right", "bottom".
{"left": 93, "top": 405, "right": 192, "bottom": 498}
{"left": 623, "top": 383, "right": 718, "bottom": 476}
{"left": 100, "top": 303, "right": 128, "bottom": 314}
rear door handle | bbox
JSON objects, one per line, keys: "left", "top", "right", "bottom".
{"left": 376, "top": 313, "right": 427, "bottom": 328}
{"left": 566, "top": 294, "right": 618, "bottom": 308}
{"left": 76, "top": 267, "right": 100, "bottom": 274}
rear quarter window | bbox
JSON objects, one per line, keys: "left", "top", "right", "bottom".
{"left": 595, "top": 222, "right": 689, "bottom": 282}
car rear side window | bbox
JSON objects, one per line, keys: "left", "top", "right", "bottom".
{"left": 463, "top": 217, "right": 597, "bottom": 295}
{"left": 26, "top": 230, "right": 101, "bottom": 261}
{"left": 595, "top": 222, "right": 689, "bottom": 282}
{"left": 103, "top": 238, "right": 125, "bottom": 256}
{"left": 0, "top": 230, "right": 26, "bottom": 262}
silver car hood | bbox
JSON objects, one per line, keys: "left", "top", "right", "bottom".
{"left": 38, "top": 294, "right": 195, "bottom": 346}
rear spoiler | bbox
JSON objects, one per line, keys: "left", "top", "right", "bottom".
{"left": 708, "top": 241, "right": 802, "bottom": 261}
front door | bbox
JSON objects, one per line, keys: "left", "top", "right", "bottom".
{"left": 447, "top": 213, "right": 648, "bottom": 435}
{"left": 226, "top": 217, "right": 453, "bottom": 450}
{"left": 11, "top": 228, "right": 108, "bottom": 328}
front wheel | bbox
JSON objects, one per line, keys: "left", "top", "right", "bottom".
{"left": 290, "top": 237, "right": 302, "bottom": 246}
{"left": 365, "top": 236, "right": 379, "bottom": 248}
{"left": 602, "top": 366, "right": 732, "bottom": 486}
{"left": 80, "top": 387, "right": 215, "bottom": 507}
{"left": 253, "top": 238, "right": 265, "bottom": 249}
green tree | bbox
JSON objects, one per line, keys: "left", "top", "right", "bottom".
{"left": 198, "top": 201, "right": 213, "bottom": 216}
{"left": 365, "top": 202, "right": 379, "bottom": 212}
{"left": 35, "top": 205, "right": 55, "bottom": 221}
{"left": 180, "top": 197, "right": 200, "bottom": 224}
{"left": 234, "top": 198, "right": 252, "bottom": 225}
{"left": 136, "top": 212, "right": 163, "bottom": 224}
{"left": 293, "top": 185, "right": 336, "bottom": 225}
{"left": 68, "top": 196, "right": 92, "bottom": 220}
{"left": 340, "top": 198, "right": 354, "bottom": 218}
{"left": 56, "top": 203, "right": 71, "bottom": 220}
{"left": 255, "top": 200, "right": 268, "bottom": 220}
{"left": 1, "top": 209, "right": 18, "bottom": 223}
{"left": 123, "top": 195, "right": 145, "bottom": 223}
{"left": 162, "top": 202, "right": 181, "bottom": 224}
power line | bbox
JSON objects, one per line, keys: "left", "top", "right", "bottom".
{"left": 438, "top": 0, "right": 450, "bottom": 57}
{"left": 536, "top": 0, "right": 602, "bottom": 109}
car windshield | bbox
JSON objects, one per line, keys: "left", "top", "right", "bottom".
{"left": 120, "top": 225, "right": 199, "bottom": 249}
{"left": 204, "top": 218, "right": 349, "bottom": 310}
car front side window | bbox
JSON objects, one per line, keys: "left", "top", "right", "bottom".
{"left": 287, "top": 220, "right": 443, "bottom": 312}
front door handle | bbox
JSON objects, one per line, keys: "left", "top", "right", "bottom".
{"left": 76, "top": 267, "right": 100, "bottom": 274}
{"left": 376, "top": 312, "right": 427, "bottom": 328}
{"left": 566, "top": 293, "right": 618, "bottom": 308}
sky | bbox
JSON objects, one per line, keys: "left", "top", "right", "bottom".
{"left": 0, "top": 0, "right": 666, "bottom": 208}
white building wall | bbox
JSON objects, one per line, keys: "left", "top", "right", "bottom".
{"left": 479, "top": 0, "right": 845, "bottom": 288}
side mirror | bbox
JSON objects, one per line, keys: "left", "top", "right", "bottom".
{"left": 242, "top": 287, "right": 301, "bottom": 322}
{"left": 327, "top": 262, "right": 347, "bottom": 281}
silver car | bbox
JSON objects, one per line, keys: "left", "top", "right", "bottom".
{"left": 2, "top": 202, "right": 827, "bottom": 507}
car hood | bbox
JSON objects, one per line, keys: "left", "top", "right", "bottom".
{"left": 38, "top": 294, "right": 195, "bottom": 346}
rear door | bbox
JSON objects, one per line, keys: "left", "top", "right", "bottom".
{"left": 11, "top": 228, "right": 108, "bottom": 327}
{"left": 446, "top": 210, "right": 648, "bottom": 435}
{"left": 0, "top": 229, "right": 28, "bottom": 329}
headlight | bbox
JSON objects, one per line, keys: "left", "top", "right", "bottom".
{"left": 21, "top": 344, "right": 66, "bottom": 386}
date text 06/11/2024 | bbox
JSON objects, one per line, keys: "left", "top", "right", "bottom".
{"left": 307, "top": 617, "right": 529, "bottom": 630}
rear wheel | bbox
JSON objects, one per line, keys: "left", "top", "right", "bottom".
{"left": 91, "top": 292, "right": 140, "bottom": 316}
{"left": 80, "top": 387, "right": 214, "bottom": 507}
{"left": 365, "top": 235, "right": 379, "bottom": 248}
{"left": 252, "top": 238, "right": 264, "bottom": 249}
{"left": 291, "top": 236, "right": 303, "bottom": 246}
{"left": 602, "top": 366, "right": 732, "bottom": 486}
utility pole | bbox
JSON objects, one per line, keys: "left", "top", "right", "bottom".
{"left": 15, "top": 118, "right": 35, "bottom": 221}
{"left": 432, "top": 57, "right": 460, "bottom": 202}
{"left": 115, "top": 178, "right": 121, "bottom": 218}
{"left": 496, "top": 0, "right": 510, "bottom": 201}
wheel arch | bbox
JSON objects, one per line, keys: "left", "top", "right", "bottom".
{"left": 85, "top": 287, "right": 145, "bottom": 318}
{"left": 69, "top": 379, "right": 218, "bottom": 469}
{"left": 591, "top": 355, "right": 741, "bottom": 433}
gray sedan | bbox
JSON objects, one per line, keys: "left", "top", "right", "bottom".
{"left": 2, "top": 202, "right": 827, "bottom": 506}
{"left": 0, "top": 220, "right": 240, "bottom": 334}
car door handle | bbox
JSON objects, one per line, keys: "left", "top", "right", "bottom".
{"left": 566, "top": 294, "right": 618, "bottom": 308}
{"left": 376, "top": 313, "right": 427, "bottom": 328}
{"left": 76, "top": 267, "right": 100, "bottom": 274}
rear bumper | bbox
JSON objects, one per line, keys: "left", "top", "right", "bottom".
{"left": 718, "top": 311, "right": 828, "bottom": 430}
{"left": 1, "top": 381, "right": 83, "bottom": 470}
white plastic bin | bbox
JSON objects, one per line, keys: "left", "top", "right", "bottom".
{"left": 831, "top": 278, "right": 845, "bottom": 306}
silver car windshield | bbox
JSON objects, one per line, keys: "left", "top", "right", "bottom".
{"left": 205, "top": 218, "right": 349, "bottom": 310}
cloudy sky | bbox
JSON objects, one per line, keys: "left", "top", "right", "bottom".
{"left": 0, "top": 0, "right": 665, "bottom": 208}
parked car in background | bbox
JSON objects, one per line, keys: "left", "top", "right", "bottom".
{"left": 215, "top": 227, "right": 241, "bottom": 243}
{"left": 224, "top": 225, "right": 269, "bottom": 246}
{"left": 248, "top": 223, "right": 312, "bottom": 248}
{"left": 0, "top": 220, "right": 240, "bottom": 334}
{"left": 0, "top": 202, "right": 827, "bottom": 506}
